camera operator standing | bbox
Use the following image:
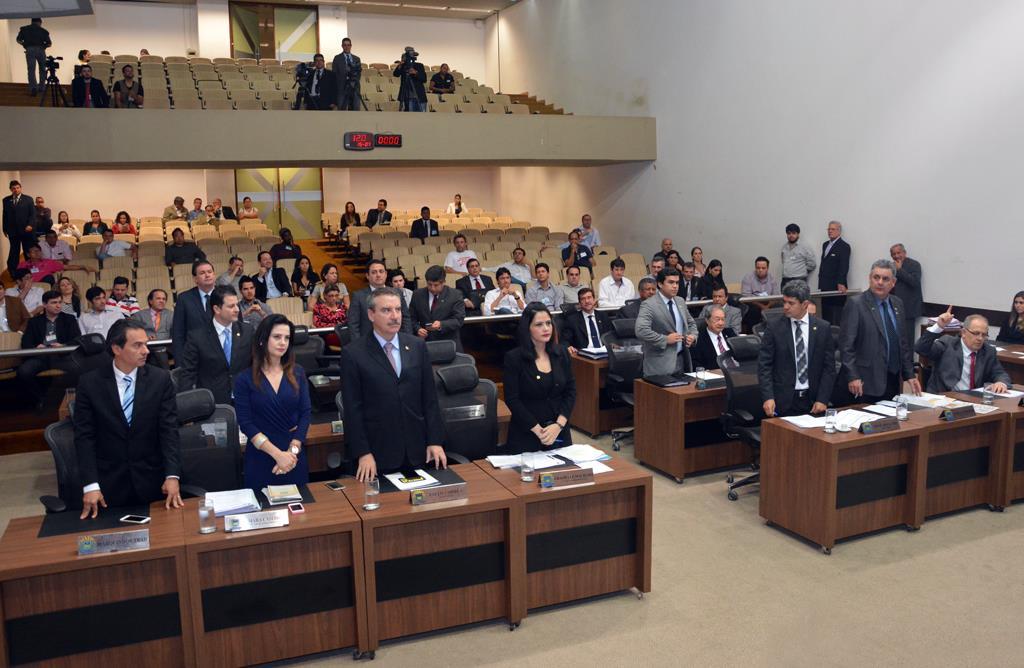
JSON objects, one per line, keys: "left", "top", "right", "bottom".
{"left": 332, "top": 38, "right": 361, "bottom": 111}
{"left": 16, "top": 18, "right": 51, "bottom": 97}
{"left": 394, "top": 47, "right": 427, "bottom": 112}
{"left": 304, "top": 54, "right": 337, "bottom": 110}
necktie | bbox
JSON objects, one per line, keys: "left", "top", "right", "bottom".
{"left": 13, "top": 196, "right": 18, "bottom": 206}
{"left": 474, "top": 277, "right": 482, "bottom": 290}
{"left": 587, "top": 314, "right": 601, "bottom": 348}
{"left": 122, "top": 376, "right": 134, "bottom": 424}
{"left": 882, "top": 301, "right": 900, "bottom": 373}
{"left": 202, "top": 292, "right": 209, "bottom": 312}
{"left": 384, "top": 341, "right": 399, "bottom": 375}
{"left": 794, "top": 320, "right": 808, "bottom": 385}
{"left": 666, "top": 299, "right": 682, "bottom": 352}
{"left": 717, "top": 334, "right": 728, "bottom": 355}
{"left": 346, "top": 53, "right": 352, "bottom": 68}
{"left": 969, "top": 352, "right": 977, "bottom": 389}
{"left": 221, "top": 327, "right": 232, "bottom": 364}
{"left": 430, "top": 295, "right": 437, "bottom": 313}
{"left": 85, "top": 84, "right": 92, "bottom": 107}
{"left": 153, "top": 311, "right": 161, "bottom": 333}
{"left": 313, "top": 70, "right": 320, "bottom": 95}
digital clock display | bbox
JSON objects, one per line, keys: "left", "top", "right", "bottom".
{"left": 374, "top": 133, "right": 402, "bottom": 147}
{"left": 343, "top": 131, "right": 403, "bottom": 151}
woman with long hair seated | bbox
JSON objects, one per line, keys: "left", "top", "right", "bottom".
{"left": 338, "top": 201, "right": 361, "bottom": 238}
{"left": 312, "top": 283, "right": 347, "bottom": 347}
{"left": 502, "top": 302, "right": 577, "bottom": 454}
{"left": 110, "top": 211, "right": 136, "bottom": 235}
{"left": 290, "top": 254, "right": 319, "bottom": 306}
{"left": 702, "top": 258, "right": 726, "bottom": 295}
{"left": 690, "top": 246, "right": 707, "bottom": 277}
{"left": 57, "top": 276, "right": 81, "bottom": 317}
{"left": 234, "top": 315, "right": 311, "bottom": 490}
{"left": 997, "top": 291, "right": 1024, "bottom": 344}
{"left": 309, "top": 262, "right": 350, "bottom": 309}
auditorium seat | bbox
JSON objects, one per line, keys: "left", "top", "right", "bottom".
{"left": 620, "top": 253, "right": 646, "bottom": 269}
{"left": 593, "top": 245, "right": 617, "bottom": 258}
{"left": 508, "top": 104, "right": 531, "bottom": 115}
{"left": 230, "top": 89, "right": 258, "bottom": 102}
{"left": 431, "top": 100, "right": 457, "bottom": 113}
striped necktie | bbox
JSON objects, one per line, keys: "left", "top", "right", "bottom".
{"left": 122, "top": 376, "right": 134, "bottom": 424}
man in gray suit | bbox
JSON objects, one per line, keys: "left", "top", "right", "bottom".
{"left": 332, "top": 37, "right": 362, "bottom": 111}
{"left": 635, "top": 267, "right": 698, "bottom": 377}
{"left": 890, "top": 243, "right": 923, "bottom": 347}
{"left": 915, "top": 308, "right": 1011, "bottom": 394}
{"left": 838, "top": 259, "right": 921, "bottom": 404}
{"left": 133, "top": 288, "right": 174, "bottom": 339}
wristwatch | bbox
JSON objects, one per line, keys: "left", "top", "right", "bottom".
{"left": 289, "top": 445, "right": 300, "bottom": 455}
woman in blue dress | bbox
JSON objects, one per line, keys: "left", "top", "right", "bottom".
{"left": 234, "top": 314, "right": 312, "bottom": 490}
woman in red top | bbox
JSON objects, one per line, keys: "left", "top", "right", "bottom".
{"left": 312, "top": 283, "right": 347, "bottom": 347}
{"left": 110, "top": 210, "right": 137, "bottom": 235}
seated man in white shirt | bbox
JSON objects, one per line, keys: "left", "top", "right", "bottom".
{"left": 79, "top": 286, "right": 125, "bottom": 337}
{"left": 698, "top": 285, "right": 743, "bottom": 333}
{"left": 558, "top": 265, "right": 585, "bottom": 305}
{"left": 5, "top": 268, "right": 46, "bottom": 317}
{"left": 96, "top": 229, "right": 135, "bottom": 261}
{"left": 597, "top": 258, "right": 637, "bottom": 308}
{"left": 443, "top": 234, "right": 478, "bottom": 275}
{"left": 524, "top": 262, "right": 564, "bottom": 309}
{"left": 494, "top": 248, "right": 533, "bottom": 288}
{"left": 482, "top": 267, "right": 526, "bottom": 316}
{"left": 40, "top": 230, "right": 74, "bottom": 262}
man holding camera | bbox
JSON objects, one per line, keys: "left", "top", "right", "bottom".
{"left": 332, "top": 38, "right": 362, "bottom": 111}
{"left": 16, "top": 18, "right": 51, "bottom": 96}
{"left": 394, "top": 47, "right": 427, "bottom": 112}
{"left": 304, "top": 54, "right": 337, "bottom": 110}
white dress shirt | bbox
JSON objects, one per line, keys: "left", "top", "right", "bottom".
{"left": 79, "top": 307, "right": 125, "bottom": 337}
{"left": 663, "top": 294, "right": 683, "bottom": 353}
{"left": 598, "top": 275, "right": 636, "bottom": 308}
{"left": 482, "top": 287, "right": 524, "bottom": 316}
{"left": 790, "top": 312, "right": 811, "bottom": 390}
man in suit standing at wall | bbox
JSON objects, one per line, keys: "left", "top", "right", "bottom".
{"left": 758, "top": 280, "right": 836, "bottom": 417}
{"left": 75, "top": 319, "right": 182, "bottom": 517}
{"left": 171, "top": 260, "right": 217, "bottom": 362}
{"left": 178, "top": 285, "right": 254, "bottom": 404}
{"left": 3, "top": 180, "right": 36, "bottom": 275}
{"left": 409, "top": 265, "right": 466, "bottom": 352}
{"left": 349, "top": 259, "right": 413, "bottom": 339}
{"left": 333, "top": 38, "right": 361, "bottom": 111}
{"left": 818, "top": 220, "right": 850, "bottom": 325}
{"left": 915, "top": 308, "right": 1011, "bottom": 394}
{"left": 890, "top": 243, "right": 923, "bottom": 347}
{"left": 635, "top": 267, "right": 698, "bottom": 377}
{"left": 839, "top": 259, "right": 921, "bottom": 404}
{"left": 340, "top": 288, "right": 446, "bottom": 482}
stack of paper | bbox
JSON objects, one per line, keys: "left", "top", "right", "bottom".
{"left": 577, "top": 346, "right": 608, "bottom": 359}
{"left": 898, "top": 392, "right": 955, "bottom": 409}
{"left": 864, "top": 404, "right": 898, "bottom": 417}
{"left": 383, "top": 470, "right": 439, "bottom": 491}
{"left": 836, "top": 409, "right": 883, "bottom": 430}
{"left": 485, "top": 453, "right": 563, "bottom": 470}
{"left": 549, "top": 444, "right": 611, "bottom": 463}
{"left": 685, "top": 370, "right": 724, "bottom": 381}
{"left": 205, "top": 489, "right": 261, "bottom": 517}
{"left": 261, "top": 484, "right": 302, "bottom": 506}
{"left": 990, "top": 388, "right": 1024, "bottom": 398}
{"left": 780, "top": 415, "right": 828, "bottom": 429}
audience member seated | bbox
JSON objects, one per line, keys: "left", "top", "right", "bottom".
{"left": 56, "top": 211, "right": 80, "bottom": 240}
{"left": 483, "top": 267, "right": 526, "bottom": 316}
{"left": 576, "top": 214, "right": 601, "bottom": 248}
{"left": 411, "top": 265, "right": 466, "bottom": 351}
{"left": 186, "top": 198, "right": 205, "bottom": 223}
{"left": 740, "top": 255, "right": 779, "bottom": 329}
{"left": 107, "top": 276, "right": 140, "bottom": 317}
{"left": 96, "top": 229, "right": 135, "bottom": 261}
{"left": 291, "top": 255, "right": 318, "bottom": 305}
{"left": 557, "top": 265, "right": 585, "bottom": 305}
{"left": 19, "top": 243, "right": 87, "bottom": 285}
{"left": 211, "top": 198, "right": 236, "bottom": 221}
{"left": 598, "top": 258, "right": 637, "bottom": 308}
{"left": 444, "top": 233, "right": 477, "bottom": 275}
{"left": 253, "top": 251, "right": 293, "bottom": 301}
{"left": 691, "top": 305, "right": 738, "bottom": 370}
{"left": 237, "top": 196, "right": 260, "bottom": 221}
{"left": 680, "top": 261, "right": 705, "bottom": 301}
{"left": 339, "top": 201, "right": 360, "bottom": 235}
{"left": 653, "top": 238, "right": 674, "bottom": 262}
{"left": 32, "top": 196, "right": 52, "bottom": 238}
{"left": 57, "top": 276, "right": 81, "bottom": 317}
{"left": 269, "top": 228, "right": 302, "bottom": 263}
{"left": 164, "top": 227, "right": 206, "bottom": 266}
{"left": 133, "top": 288, "right": 173, "bottom": 339}
{"left": 636, "top": 267, "right": 698, "bottom": 377}
{"left": 82, "top": 210, "right": 108, "bottom": 236}
{"left": 179, "top": 285, "right": 254, "bottom": 405}
{"left": 525, "top": 262, "right": 564, "bottom": 309}
{"left": 313, "top": 283, "right": 347, "bottom": 347}
{"left": 109, "top": 210, "right": 136, "bottom": 235}
{"left": 445, "top": 193, "right": 466, "bottom": 217}
{"left": 409, "top": 206, "right": 440, "bottom": 241}
{"left": 916, "top": 309, "right": 1011, "bottom": 394}
{"left": 646, "top": 257, "right": 665, "bottom": 281}
{"left": 455, "top": 258, "right": 493, "bottom": 312}
{"left": 691, "top": 246, "right": 707, "bottom": 277}
{"left": 664, "top": 249, "right": 682, "bottom": 272}
{"left": 235, "top": 315, "right": 311, "bottom": 488}
{"left": 617, "top": 277, "right": 656, "bottom": 320}
{"left": 562, "top": 287, "right": 612, "bottom": 354}
{"left": 702, "top": 259, "right": 726, "bottom": 295}
{"left": 309, "top": 262, "right": 349, "bottom": 307}
{"left": 197, "top": 204, "right": 218, "bottom": 227}
{"left": 495, "top": 247, "right": 533, "bottom": 288}
{"left": 561, "top": 229, "right": 593, "bottom": 272}
{"left": 430, "top": 64, "right": 456, "bottom": 96}
{"left": 17, "top": 290, "right": 79, "bottom": 408}
{"left": 348, "top": 260, "right": 413, "bottom": 338}
{"left": 997, "top": 291, "right": 1024, "bottom": 344}
{"left": 216, "top": 255, "right": 245, "bottom": 291}
{"left": 112, "top": 64, "right": 144, "bottom": 109}
{"left": 171, "top": 260, "right": 218, "bottom": 362}
{"left": 238, "top": 276, "right": 273, "bottom": 327}
{"left": 80, "top": 286, "right": 125, "bottom": 337}
{"left": 71, "top": 64, "right": 110, "bottom": 108}
{"left": 5, "top": 268, "right": 44, "bottom": 316}
{"left": 40, "top": 229, "right": 73, "bottom": 262}
{"left": 365, "top": 199, "right": 391, "bottom": 228}
{"left": 387, "top": 269, "right": 414, "bottom": 306}
{"left": 699, "top": 285, "right": 742, "bottom": 332}
{"left": 75, "top": 319, "right": 183, "bottom": 516}
{"left": 503, "top": 303, "right": 576, "bottom": 454}
{"left": 162, "top": 196, "right": 189, "bottom": 223}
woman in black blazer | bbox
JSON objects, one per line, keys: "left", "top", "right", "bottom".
{"left": 702, "top": 259, "right": 726, "bottom": 295}
{"left": 503, "top": 303, "right": 577, "bottom": 454}
{"left": 997, "top": 291, "right": 1024, "bottom": 344}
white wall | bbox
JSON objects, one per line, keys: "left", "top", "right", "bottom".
{"left": 491, "top": 0, "right": 1024, "bottom": 310}
{"left": 317, "top": 5, "right": 348, "bottom": 57}
{"left": 323, "top": 166, "right": 496, "bottom": 217}
{"left": 196, "top": 0, "right": 230, "bottom": 59}
{"left": 5, "top": 2, "right": 197, "bottom": 83}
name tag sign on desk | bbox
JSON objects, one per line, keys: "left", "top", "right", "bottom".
{"left": 410, "top": 482, "right": 468, "bottom": 506}
{"left": 940, "top": 405, "right": 977, "bottom": 422}
{"left": 539, "top": 468, "right": 595, "bottom": 489}
{"left": 224, "top": 509, "right": 289, "bottom": 533}
{"left": 77, "top": 528, "right": 150, "bottom": 556}
{"left": 859, "top": 416, "right": 900, "bottom": 434}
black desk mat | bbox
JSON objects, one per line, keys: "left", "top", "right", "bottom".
{"left": 255, "top": 483, "right": 316, "bottom": 509}
{"left": 38, "top": 504, "right": 150, "bottom": 538}
{"left": 378, "top": 467, "right": 465, "bottom": 494}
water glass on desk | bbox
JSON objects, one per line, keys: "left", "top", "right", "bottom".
{"left": 982, "top": 384, "right": 995, "bottom": 405}
{"left": 895, "top": 395, "right": 909, "bottom": 421}
{"left": 198, "top": 499, "right": 217, "bottom": 534}
{"left": 695, "top": 366, "right": 707, "bottom": 390}
{"left": 520, "top": 453, "right": 535, "bottom": 483}
{"left": 363, "top": 478, "right": 381, "bottom": 511}
{"left": 824, "top": 408, "right": 837, "bottom": 434}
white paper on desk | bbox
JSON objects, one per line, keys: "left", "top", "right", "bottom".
{"left": 580, "top": 345, "right": 608, "bottom": 355}
{"left": 995, "top": 388, "right": 1024, "bottom": 398}
{"left": 972, "top": 404, "right": 1001, "bottom": 414}
{"left": 549, "top": 444, "right": 610, "bottom": 463}
{"left": 383, "top": 469, "right": 439, "bottom": 491}
{"left": 684, "top": 370, "right": 724, "bottom": 381}
{"left": 577, "top": 460, "right": 614, "bottom": 474}
{"left": 205, "top": 489, "right": 261, "bottom": 517}
{"left": 898, "top": 392, "right": 954, "bottom": 408}
{"left": 485, "top": 453, "right": 563, "bottom": 470}
{"left": 836, "top": 409, "right": 883, "bottom": 430}
{"left": 780, "top": 415, "right": 828, "bottom": 429}
{"left": 864, "top": 404, "right": 899, "bottom": 417}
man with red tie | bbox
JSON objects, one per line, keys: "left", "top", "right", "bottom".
{"left": 455, "top": 258, "right": 495, "bottom": 313}
{"left": 915, "top": 307, "right": 1010, "bottom": 394}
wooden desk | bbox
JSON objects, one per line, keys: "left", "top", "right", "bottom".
{"left": 760, "top": 402, "right": 1009, "bottom": 553}
{"left": 0, "top": 503, "right": 194, "bottom": 667}
{"left": 569, "top": 355, "right": 632, "bottom": 437}
{"left": 997, "top": 344, "right": 1024, "bottom": 385}
{"left": 950, "top": 392, "right": 1024, "bottom": 506}
{"left": 343, "top": 464, "right": 521, "bottom": 654}
{"left": 632, "top": 379, "right": 748, "bottom": 483}
{"left": 477, "top": 455, "right": 652, "bottom": 616}
{"left": 182, "top": 486, "right": 368, "bottom": 666}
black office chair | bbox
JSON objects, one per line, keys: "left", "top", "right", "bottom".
{"left": 64, "top": 333, "right": 110, "bottom": 381}
{"left": 752, "top": 321, "right": 767, "bottom": 340}
{"left": 760, "top": 306, "right": 786, "bottom": 324}
{"left": 426, "top": 340, "right": 476, "bottom": 371}
{"left": 560, "top": 303, "right": 579, "bottom": 315}
{"left": 717, "top": 335, "right": 764, "bottom": 500}
{"left": 176, "top": 388, "right": 243, "bottom": 495}
{"left": 40, "top": 419, "right": 81, "bottom": 513}
{"left": 292, "top": 325, "right": 327, "bottom": 374}
{"left": 333, "top": 324, "right": 353, "bottom": 351}
{"left": 434, "top": 364, "right": 496, "bottom": 462}
{"left": 602, "top": 318, "right": 644, "bottom": 451}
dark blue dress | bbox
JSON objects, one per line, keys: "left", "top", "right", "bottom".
{"left": 234, "top": 366, "right": 311, "bottom": 491}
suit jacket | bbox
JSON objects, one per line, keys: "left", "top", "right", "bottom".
{"left": 915, "top": 331, "right": 1011, "bottom": 393}
{"left": 691, "top": 325, "right": 739, "bottom": 371}
{"left": 635, "top": 294, "right": 698, "bottom": 377}
{"left": 170, "top": 287, "right": 211, "bottom": 362}
{"left": 393, "top": 61, "right": 427, "bottom": 103}
{"left": 838, "top": 292, "right": 914, "bottom": 396}
{"left": 455, "top": 274, "right": 494, "bottom": 311}
{"left": 253, "top": 268, "right": 292, "bottom": 302}
{"left": 616, "top": 299, "right": 642, "bottom": 321}
{"left": 348, "top": 287, "right": 414, "bottom": 339}
{"left": 561, "top": 309, "right": 612, "bottom": 350}
{"left": 340, "top": 332, "right": 444, "bottom": 471}
{"left": 758, "top": 315, "right": 836, "bottom": 415}
{"left": 892, "top": 257, "right": 923, "bottom": 320}
{"left": 503, "top": 346, "right": 576, "bottom": 453}
{"left": 71, "top": 77, "right": 110, "bottom": 108}
{"left": 214, "top": 206, "right": 237, "bottom": 221}
{"left": 818, "top": 237, "right": 851, "bottom": 290}
{"left": 3, "top": 193, "right": 35, "bottom": 240}
{"left": 178, "top": 320, "right": 254, "bottom": 404}
{"left": 73, "top": 364, "right": 181, "bottom": 507}
{"left": 21, "top": 312, "right": 80, "bottom": 348}
{"left": 365, "top": 209, "right": 391, "bottom": 228}
{"left": 409, "top": 286, "right": 466, "bottom": 352}
{"left": 305, "top": 67, "right": 337, "bottom": 109}
{"left": 680, "top": 276, "right": 706, "bottom": 302}
{"left": 409, "top": 218, "right": 440, "bottom": 241}
{"left": 331, "top": 51, "right": 362, "bottom": 107}
{"left": 132, "top": 307, "right": 174, "bottom": 340}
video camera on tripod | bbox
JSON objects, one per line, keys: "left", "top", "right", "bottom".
{"left": 39, "top": 55, "right": 67, "bottom": 108}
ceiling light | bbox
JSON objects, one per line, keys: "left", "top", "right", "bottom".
{"left": 448, "top": 6, "right": 490, "bottom": 12}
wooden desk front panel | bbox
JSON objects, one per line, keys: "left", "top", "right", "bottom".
{"left": 1007, "top": 412, "right": 1024, "bottom": 502}
{"left": 835, "top": 437, "right": 919, "bottom": 541}
{"left": 923, "top": 420, "right": 1004, "bottom": 517}
{"left": 569, "top": 356, "right": 632, "bottom": 436}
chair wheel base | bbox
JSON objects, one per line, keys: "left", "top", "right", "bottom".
{"left": 509, "top": 622, "right": 520, "bottom": 631}
{"left": 905, "top": 524, "right": 920, "bottom": 532}
{"left": 674, "top": 477, "right": 684, "bottom": 484}
{"left": 727, "top": 490, "right": 739, "bottom": 501}
{"left": 821, "top": 546, "right": 832, "bottom": 555}
{"left": 726, "top": 474, "right": 735, "bottom": 484}
{"left": 612, "top": 442, "right": 621, "bottom": 451}
{"left": 353, "top": 650, "right": 375, "bottom": 660}
{"left": 988, "top": 504, "right": 1005, "bottom": 512}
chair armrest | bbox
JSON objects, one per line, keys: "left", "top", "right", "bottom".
{"left": 180, "top": 484, "right": 207, "bottom": 499}
{"left": 39, "top": 495, "right": 67, "bottom": 514}
{"left": 734, "top": 409, "right": 757, "bottom": 425}
{"left": 607, "top": 373, "right": 625, "bottom": 385}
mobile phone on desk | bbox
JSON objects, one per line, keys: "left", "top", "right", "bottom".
{"left": 288, "top": 503, "right": 305, "bottom": 514}
{"left": 323, "top": 480, "right": 345, "bottom": 491}
{"left": 120, "top": 514, "right": 150, "bottom": 524}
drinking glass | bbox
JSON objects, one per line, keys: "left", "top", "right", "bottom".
{"left": 363, "top": 478, "right": 381, "bottom": 511}
{"left": 824, "top": 408, "right": 837, "bottom": 434}
{"left": 895, "top": 395, "right": 909, "bottom": 421}
{"left": 982, "top": 384, "right": 995, "bottom": 405}
{"left": 520, "top": 453, "right": 535, "bottom": 483}
{"left": 695, "top": 366, "right": 707, "bottom": 390}
{"left": 198, "top": 499, "right": 217, "bottom": 534}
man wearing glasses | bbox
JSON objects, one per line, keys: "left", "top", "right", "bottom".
{"left": 915, "top": 307, "right": 1011, "bottom": 394}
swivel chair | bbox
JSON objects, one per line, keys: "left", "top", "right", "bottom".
{"left": 176, "top": 388, "right": 243, "bottom": 495}
{"left": 717, "top": 335, "right": 764, "bottom": 500}
{"left": 434, "top": 364, "right": 498, "bottom": 461}
{"left": 602, "top": 318, "right": 644, "bottom": 450}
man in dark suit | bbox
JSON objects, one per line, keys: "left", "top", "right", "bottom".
{"left": 409, "top": 206, "right": 439, "bottom": 242}
{"left": 3, "top": 180, "right": 36, "bottom": 274}
{"left": 252, "top": 251, "right": 292, "bottom": 301}
{"left": 365, "top": 199, "right": 391, "bottom": 228}
{"left": 680, "top": 262, "right": 705, "bottom": 302}
{"left": 409, "top": 265, "right": 466, "bottom": 352}
{"left": 838, "top": 259, "right": 921, "bottom": 404}
{"left": 915, "top": 309, "right": 1011, "bottom": 394}
{"left": 455, "top": 257, "right": 494, "bottom": 313}
{"left": 332, "top": 37, "right": 362, "bottom": 111}
{"left": 562, "top": 287, "right": 612, "bottom": 353}
{"left": 75, "top": 319, "right": 182, "bottom": 517}
{"left": 210, "top": 198, "right": 236, "bottom": 221}
{"left": 818, "top": 220, "right": 851, "bottom": 325}
{"left": 758, "top": 280, "right": 837, "bottom": 416}
{"left": 349, "top": 259, "right": 413, "bottom": 339}
{"left": 171, "top": 260, "right": 217, "bottom": 362}
{"left": 71, "top": 64, "right": 110, "bottom": 108}
{"left": 890, "top": 243, "right": 923, "bottom": 347}
{"left": 616, "top": 278, "right": 657, "bottom": 320}
{"left": 393, "top": 48, "right": 427, "bottom": 112}
{"left": 340, "top": 287, "right": 446, "bottom": 481}
{"left": 691, "top": 305, "right": 739, "bottom": 371}
{"left": 17, "top": 290, "right": 80, "bottom": 407}
{"left": 303, "top": 53, "right": 337, "bottom": 110}
{"left": 178, "top": 285, "right": 254, "bottom": 404}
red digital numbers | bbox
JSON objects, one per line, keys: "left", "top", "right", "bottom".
{"left": 343, "top": 132, "right": 374, "bottom": 151}
{"left": 374, "top": 134, "right": 402, "bottom": 147}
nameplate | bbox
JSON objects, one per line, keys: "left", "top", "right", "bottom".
{"left": 940, "top": 405, "right": 976, "bottom": 422}
{"left": 331, "top": 420, "right": 345, "bottom": 434}
{"left": 77, "top": 528, "right": 150, "bottom": 556}
{"left": 410, "top": 482, "right": 468, "bottom": 506}
{"left": 224, "top": 509, "right": 289, "bottom": 533}
{"left": 538, "top": 468, "right": 595, "bottom": 489}
{"left": 859, "top": 416, "right": 900, "bottom": 434}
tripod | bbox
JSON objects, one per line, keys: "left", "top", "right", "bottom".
{"left": 338, "top": 76, "right": 368, "bottom": 111}
{"left": 39, "top": 66, "right": 68, "bottom": 108}
{"left": 291, "top": 76, "right": 311, "bottom": 110}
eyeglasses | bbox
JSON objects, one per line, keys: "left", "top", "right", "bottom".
{"left": 964, "top": 330, "right": 988, "bottom": 338}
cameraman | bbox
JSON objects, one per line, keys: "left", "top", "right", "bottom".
{"left": 393, "top": 47, "right": 427, "bottom": 112}
{"left": 71, "top": 65, "right": 109, "bottom": 108}
{"left": 303, "top": 54, "right": 336, "bottom": 110}
{"left": 332, "top": 38, "right": 361, "bottom": 111}
{"left": 429, "top": 63, "right": 455, "bottom": 98}
{"left": 112, "top": 64, "right": 145, "bottom": 109}
{"left": 16, "top": 18, "right": 51, "bottom": 96}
